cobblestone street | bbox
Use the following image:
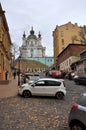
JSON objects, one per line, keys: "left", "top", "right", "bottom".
{"left": 0, "top": 79, "right": 86, "bottom": 130}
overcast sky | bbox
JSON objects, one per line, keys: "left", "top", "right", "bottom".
{"left": 1, "top": 0, "right": 86, "bottom": 56}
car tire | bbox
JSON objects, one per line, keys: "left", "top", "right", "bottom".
{"left": 56, "top": 92, "right": 64, "bottom": 99}
{"left": 23, "top": 90, "right": 31, "bottom": 98}
{"left": 70, "top": 123, "right": 85, "bottom": 130}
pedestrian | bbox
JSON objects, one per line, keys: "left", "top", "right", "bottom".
{"left": 23, "top": 75, "right": 26, "bottom": 83}
{"left": 13, "top": 71, "right": 16, "bottom": 79}
{"left": 5, "top": 71, "right": 8, "bottom": 80}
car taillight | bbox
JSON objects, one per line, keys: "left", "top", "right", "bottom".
{"left": 71, "top": 104, "right": 78, "bottom": 109}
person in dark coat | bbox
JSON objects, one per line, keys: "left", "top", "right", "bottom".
{"left": 13, "top": 71, "right": 16, "bottom": 79}
{"left": 5, "top": 71, "right": 8, "bottom": 80}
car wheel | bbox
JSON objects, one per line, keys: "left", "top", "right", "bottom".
{"left": 56, "top": 92, "right": 64, "bottom": 99}
{"left": 70, "top": 123, "right": 85, "bottom": 130}
{"left": 23, "top": 90, "right": 31, "bottom": 98}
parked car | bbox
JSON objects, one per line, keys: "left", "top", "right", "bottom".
{"left": 18, "top": 78, "right": 66, "bottom": 99}
{"left": 29, "top": 74, "right": 40, "bottom": 84}
{"left": 49, "top": 70, "right": 62, "bottom": 78}
{"left": 68, "top": 93, "right": 86, "bottom": 130}
{"left": 20, "top": 72, "right": 39, "bottom": 84}
{"left": 73, "top": 75, "right": 86, "bottom": 85}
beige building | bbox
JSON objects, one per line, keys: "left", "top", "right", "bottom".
{"left": 0, "top": 3, "right": 12, "bottom": 80}
{"left": 53, "top": 22, "right": 82, "bottom": 66}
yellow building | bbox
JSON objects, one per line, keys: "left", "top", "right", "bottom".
{"left": 53, "top": 22, "right": 82, "bottom": 66}
{"left": 0, "top": 3, "right": 12, "bottom": 80}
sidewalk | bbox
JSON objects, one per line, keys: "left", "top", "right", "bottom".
{"left": 0, "top": 77, "right": 18, "bottom": 99}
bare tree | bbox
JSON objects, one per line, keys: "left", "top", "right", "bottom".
{"left": 79, "top": 25, "right": 86, "bottom": 44}
{"left": 71, "top": 35, "right": 78, "bottom": 43}
{"left": 11, "top": 43, "right": 19, "bottom": 60}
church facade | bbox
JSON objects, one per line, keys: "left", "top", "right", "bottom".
{"left": 20, "top": 27, "right": 46, "bottom": 58}
{"left": 19, "top": 27, "right": 54, "bottom": 67}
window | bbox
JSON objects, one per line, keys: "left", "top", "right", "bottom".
{"left": 46, "top": 81, "right": 61, "bottom": 86}
{"left": 47, "top": 59, "right": 49, "bottom": 62}
{"left": 72, "top": 25, "right": 75, "bottom": 29}
{"left": 35, "top": 81, "right": 45, "bottom": 86}
{"left": 35, "top": 41, "right": 37, "bottom": 45}
{"left": 61, "top": 31, "right": 64, "bottom": 37}
{"left": 31, "top": 41, "right": 33, "bottom": 44}
{"left": 62, "top": 39, "right": 64, "bottom": 45}
{"left": 35, "top": 80, "right": 61, "bottom": 86}
{"left": 77, "top": 95, "right": 86, "bottom": 107}
{"left": 66, "top": 26, "right": 68, "bottom": 30}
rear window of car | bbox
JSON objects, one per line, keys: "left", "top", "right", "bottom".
{"left": 77, "top": 95, "right": 86, "bottom": 107}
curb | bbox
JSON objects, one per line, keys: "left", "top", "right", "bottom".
{"left": 0, "top": 94, "right": 18, "bottom": 101}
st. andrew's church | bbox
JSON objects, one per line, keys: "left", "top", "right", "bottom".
{"left": 19, "top": 27, "right": 54, "bottom": 67}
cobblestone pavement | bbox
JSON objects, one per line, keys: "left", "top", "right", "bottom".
{"left": 0, "top": 79, "right": 86, "bottom": 130}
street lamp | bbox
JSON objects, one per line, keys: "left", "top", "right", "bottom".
{"left": 18, "top": 55, "right": 21, "bottom": 86}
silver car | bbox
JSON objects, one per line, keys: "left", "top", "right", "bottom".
{"left": 68, "top": 93, "right": 86, "bottom": 130}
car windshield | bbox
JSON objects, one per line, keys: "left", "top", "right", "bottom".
{"left": 30, "top": 79, "right": 39, "bottom": 85}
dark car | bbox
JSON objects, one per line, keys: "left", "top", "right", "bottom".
{"left": 68, "top": 93, "right": 86, "bottom": 130}
{"left": 73, "top": 75, "right": 86, "bottom": 85}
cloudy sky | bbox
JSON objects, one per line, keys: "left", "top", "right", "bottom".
{"left": 1, "top": 0, "right": 86, "bottom": 56}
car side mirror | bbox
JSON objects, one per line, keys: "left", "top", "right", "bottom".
{"left": 31, "top": 84, "right": 35, "bottom": 87}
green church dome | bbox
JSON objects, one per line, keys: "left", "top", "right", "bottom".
{"left": 27, "top": 27, "right": 37, "bottom": 40}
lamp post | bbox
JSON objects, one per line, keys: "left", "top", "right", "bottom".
{"left": 18, "top": 55, "right": 21, "bottom": 86}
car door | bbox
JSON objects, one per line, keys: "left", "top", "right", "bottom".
{"left": 30, "top": 80, "right": 46, "bottom": 96}
{"left": 45, "top": 80, "right": 61, "bottom": 96}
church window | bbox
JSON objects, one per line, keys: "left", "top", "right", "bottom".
{"left": 48, "top": 59, "right": 49, "bottom": 62}
{"left": 31, "top": 49, "right": 33, "bottom": 57}
{"left": 31, "top": 41, "right": 33, "bottom": 45}
{"left": 26, "top": 41, "right": 29, "bottom": 45}
{"left": 35, "top": 41, "right": 37, "bottom": 45}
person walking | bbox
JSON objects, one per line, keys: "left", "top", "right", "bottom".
{"left": 13, "top": 71, "right": 16, "bottom": 79}
{"left": 5, "top": 71, "right": 8, "bottom": 80}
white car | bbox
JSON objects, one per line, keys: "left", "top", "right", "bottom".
{"left": 18, "top": 78, "right": 66, "bottom": 99}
